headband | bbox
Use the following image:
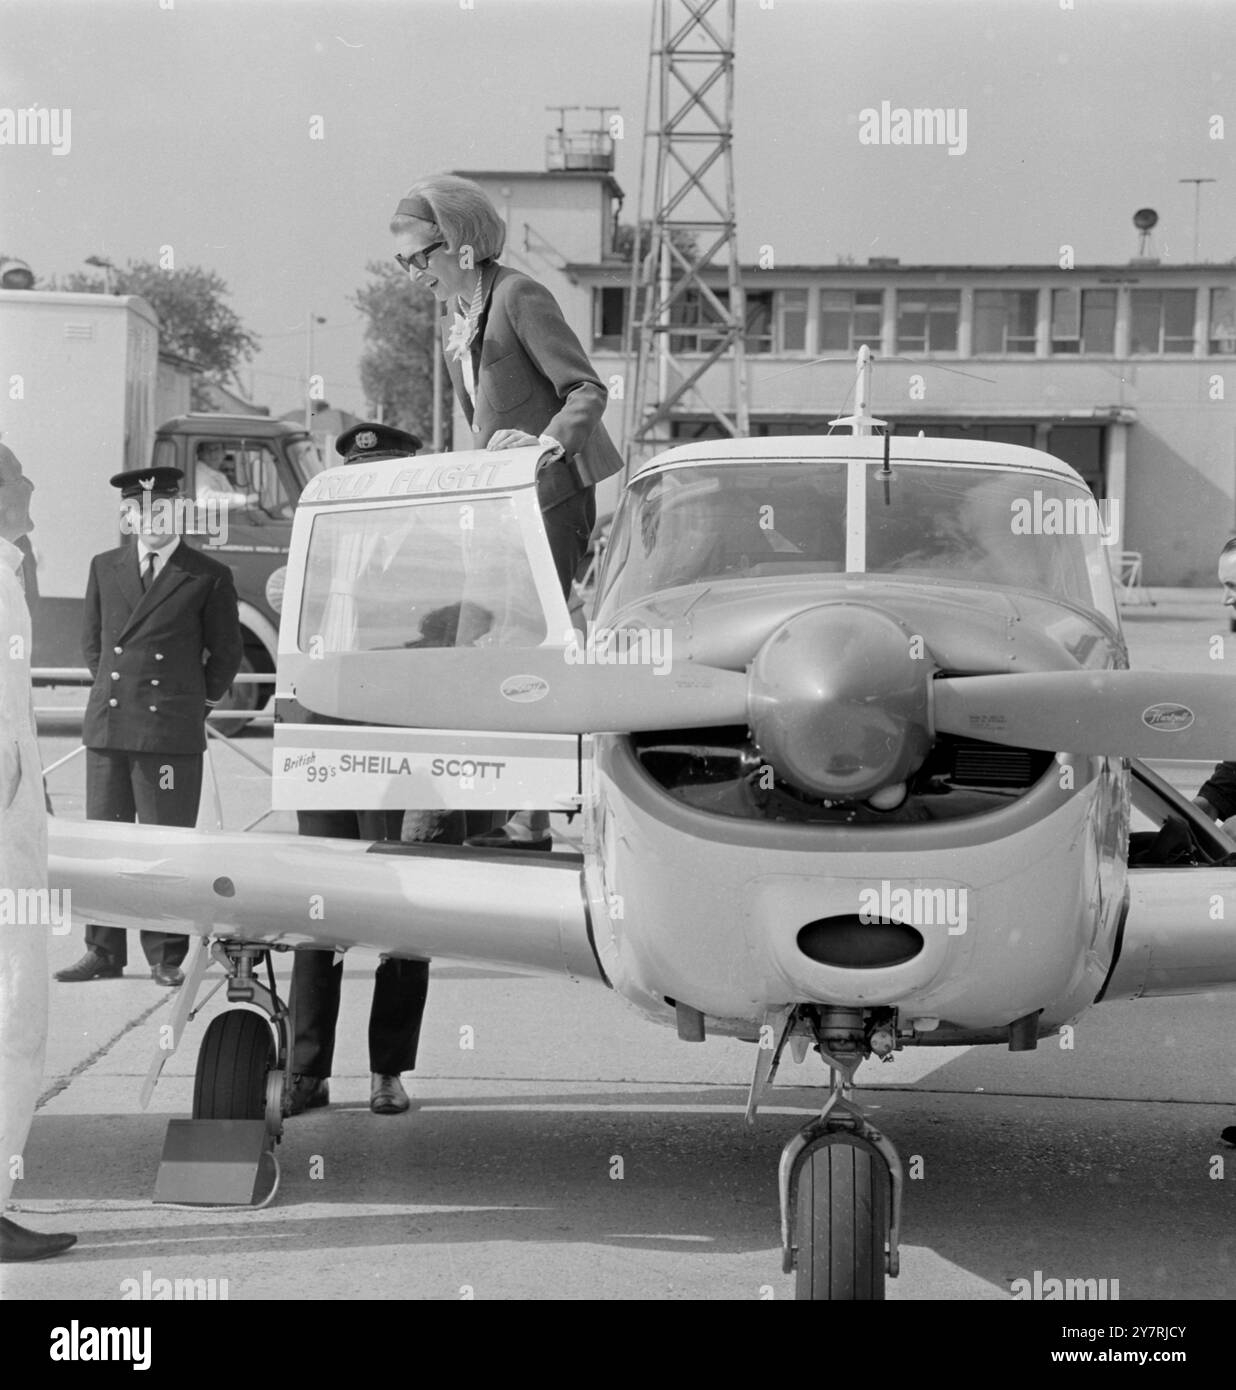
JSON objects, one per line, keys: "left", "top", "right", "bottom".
{"left": 394, "top": 195, "right": 437, "bottom": 223}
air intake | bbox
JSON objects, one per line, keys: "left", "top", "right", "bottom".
{"left": 797, "top": 916, "right": 924, "bottom": 969}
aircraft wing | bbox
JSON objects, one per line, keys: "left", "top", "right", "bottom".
{"left": 48, "top": 819, "right": 604, "bottom": 984}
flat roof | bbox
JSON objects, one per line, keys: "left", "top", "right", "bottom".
{"left": 569, "top": 261, "right": 1233, "bottom": 278}
{"left": 632, "top": 434, "right": 1086, "bottom": 483}
{"left": 454, "top": 168, "right": 624, "bottom": 198}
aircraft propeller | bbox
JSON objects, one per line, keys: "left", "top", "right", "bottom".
{"left": 294, "top": 616, "right": 1236, "bottom": 799}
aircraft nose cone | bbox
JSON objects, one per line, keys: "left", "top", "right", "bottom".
{"left": 747, "top": 603, "right": 931, "bottom": 799}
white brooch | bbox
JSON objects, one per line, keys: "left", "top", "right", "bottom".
{"left": 446, "top": 271, "right": 486, "bottom": 363}
{"left": 446, "top": 312, "right": 476, "bottom": 363}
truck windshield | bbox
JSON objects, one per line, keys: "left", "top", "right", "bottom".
{"left": 297, "top": 496, "right": 549, "bottom": 654}
{"left": 602, "top": 459, "right": 1117, "bottom": 620}
{"left": 288, "top": 437, "right": 326, "bottom": 485}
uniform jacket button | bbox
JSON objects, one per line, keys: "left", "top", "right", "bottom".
{"left": 108, "top": 697, "right": 118, "bottom": 707}
{"left": 110, "top": 671, "right": 119, "bottom": 680}
{"left": 149, "top": 705, "right": 157, "bottom": 712}
{"left": 113, "top": 646, "right": 123, "bottom": 655}
{"left": 151, "top": 679, "right": 159, "bottom": 687}
{"left": 155, "top": 653, "right": 164, "bottom": 661}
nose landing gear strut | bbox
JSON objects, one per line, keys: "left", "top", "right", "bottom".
{"left": 778, "top": 1008, "right": 904, "bottom": 1300}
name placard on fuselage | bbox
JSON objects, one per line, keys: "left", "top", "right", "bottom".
{"left": 272, "top": 725, "right": 578, "bottom": 812}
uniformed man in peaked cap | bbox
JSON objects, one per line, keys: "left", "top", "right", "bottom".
{"left": 334, "top": 421, "right": 423, "bottom": 463}
{"left": 55, "top": 466, "right": 243, "bottom": 986}
{"left": 283, "top": 420, "right": 500, "bottom": 1118}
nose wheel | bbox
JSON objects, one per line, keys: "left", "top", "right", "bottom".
{"left": 779, "top": 1020, "right": 903, "bottom": 1300}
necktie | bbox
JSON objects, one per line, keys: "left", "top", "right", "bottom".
{"left": 141, "top": 552, "right": 156, "bottom": 592}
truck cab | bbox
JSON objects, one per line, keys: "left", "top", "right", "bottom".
{"left": 151, "top": 414, "right": 324, "bottom": 728}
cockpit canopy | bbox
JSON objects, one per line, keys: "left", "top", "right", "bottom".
{"left": 599, "top": 459, "right": 1119, "bottom": 623}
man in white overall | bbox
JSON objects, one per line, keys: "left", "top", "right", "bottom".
{"left": 0, "top": 442, "right": 76, "bottom": 1261}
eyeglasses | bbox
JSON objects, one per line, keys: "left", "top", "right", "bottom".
{"left": 395, "top": 242, "right": 445, "bottom": 273}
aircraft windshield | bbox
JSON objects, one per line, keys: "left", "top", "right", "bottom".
{"left": 603, "top": 460, "right": 1117, "bottom": 618}
{"left": 297, "top": 497, "right": 548, "bottom": 653}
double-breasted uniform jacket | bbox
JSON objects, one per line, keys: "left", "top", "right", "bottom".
{"left": 441, "top": 262, "right": 624, "bottom": 509}
{"left": 82, "top": 541, "right": 243, "bottom": 754}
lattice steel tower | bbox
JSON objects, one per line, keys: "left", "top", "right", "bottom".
{"left": 623, "top": 0, "right": 750, "bottom": 472}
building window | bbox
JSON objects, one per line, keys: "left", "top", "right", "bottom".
{"left": 1130, "top": 289, "right": 1196, "bottom": 354}
{"left": 1050, "top": 288, "right": 1116, "bottom": 355}
{"left": 775, "top": 289, "right": 808, "bottom": 353}
{"left": 743, "top": 291, "right": 774, "bottom": 354}
{"left": 592, "top": 286, "right": 627, "bottom": 351}
{"left": 819, "top": 289, "right": 882, "bottom": 353}
{"left": 1209, "top": 288, "right": 1236, "bottom": 354}
{"left": 667, "top": 288, "right": 774, "bottom": 354}
{"left": 973, "top": 290, "right": 1038, "bottom": 354}
{"left": 895, "top": 290, "right": 959, "bottom": 353}
{"left": 669, "top": 288, "right": 726, "bottom": 354}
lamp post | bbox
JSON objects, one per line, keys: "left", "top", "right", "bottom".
{"left": 84, "top": 255, "right": 116, "bottom": 294}
{"left": 1178, "top": 178, "right": 1217, "bottom": 262}
{"left": 304, "top": 312, "right": 326, "bottom": 432}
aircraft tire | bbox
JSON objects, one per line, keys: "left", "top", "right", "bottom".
{"left": 192, "top": 1009, "right": 275, "bottom": 1121}
{"left": 794, "top": 1139, "right": 887, "bottom": 1301}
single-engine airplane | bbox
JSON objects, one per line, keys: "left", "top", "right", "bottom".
{"left": 50, "top": 357, "right": 1236, "bottom": 1299}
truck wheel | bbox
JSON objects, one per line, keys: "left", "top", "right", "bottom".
{"left": 192, "top": 1010, "right": 275, "bottom": 1121}
{"left": 794, "top": 1139, "right": 888, "bottom": 1300}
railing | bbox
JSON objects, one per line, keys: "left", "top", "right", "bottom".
{"left": 33, "top": 668, "right": 274, "bottom": 832}
{"left": 1117, "top": 550, "right": 1155, "bottom": 606}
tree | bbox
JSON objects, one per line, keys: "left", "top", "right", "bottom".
{"left": 354, "top": 261, "right": 452, "bottom": 443}
{"left": 613, "top": 221, "right": 701, "bottom": 266}
{"left": 52, "top": 261, "right": 258, "bottom": 410}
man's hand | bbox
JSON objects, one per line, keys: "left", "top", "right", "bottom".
{"left": 486, "top": 430, "right": 542, "bottom": 450}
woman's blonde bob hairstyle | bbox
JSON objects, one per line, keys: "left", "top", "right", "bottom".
{"left": 390, "top": 174, "right": 506, "bottom": 263}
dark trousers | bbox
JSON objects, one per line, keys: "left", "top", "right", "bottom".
{"left": 85, "top": 749, "right": 202, "bottom": 969}
{"left": 542, "top": 486, "right": 597, "bottom": 600}
{"left": 289, "top": 808, "right": 498, "bottom": 1077}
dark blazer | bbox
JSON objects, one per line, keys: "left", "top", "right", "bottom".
{"left": 442, "top": 263, "right": 624, "bottom": 504}
{"left": 82, "top": 540, "right": 243, "bottom": 754}
{"left": 1198, "top": 761, "right": 1236, "bottom": 821}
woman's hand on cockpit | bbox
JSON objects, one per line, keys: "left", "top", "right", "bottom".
{"left": 486, "top": 430, "right": 541, "bottom": 450}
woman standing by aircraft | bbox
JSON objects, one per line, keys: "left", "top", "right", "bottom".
{"left": 390, "top": 173, "right": 623, "bottom": 849}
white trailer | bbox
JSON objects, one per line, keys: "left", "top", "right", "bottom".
{"left": 0, "top": 290, "right": 158, "bottom": 665}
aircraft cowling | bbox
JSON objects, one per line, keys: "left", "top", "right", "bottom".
{"left": 747, "top": 603, "right": 932, "bottom": 800}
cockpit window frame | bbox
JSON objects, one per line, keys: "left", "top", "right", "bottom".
{"left": 599, "top": 456, "right": 1120, "bottom": 626}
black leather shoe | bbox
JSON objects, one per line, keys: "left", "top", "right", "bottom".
{"left": 463, "top": 825, "right": 553, "bottom": 851}
{"left": 151, "top": 964, "right": 184, "bottom": 987}
{"left": 53, "top": 949, "right": 122, "bottom": 983}
{"left": 283, "top": 1074, "right": 329, "bottom": 1117}
{"left": 370, "top": 1074, "right": 410, "bottom": 1114}
{"left": 0, "top": 1216, "right": 77, "bottom": 1263}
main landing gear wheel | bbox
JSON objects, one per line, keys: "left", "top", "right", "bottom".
{"left": 794, "top": 1137, "right": 889, "bottom": 1301}
{"left": 192, "top": 1009, "right": 275, "bottom": 1121}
